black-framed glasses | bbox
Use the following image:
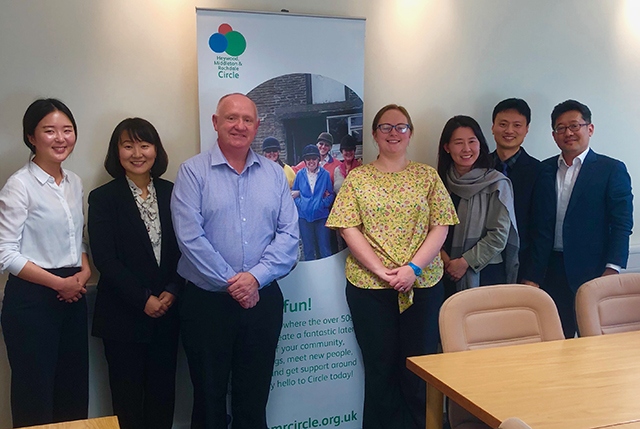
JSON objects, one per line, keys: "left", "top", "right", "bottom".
{"left": 376, "top": 123, "right": 411, "bottom": 134}
{"left": 553, "top": 123, "right": 589, "bottom": 134}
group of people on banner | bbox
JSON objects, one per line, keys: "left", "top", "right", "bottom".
{"left": 0, "top": 93, "right": 633, "bottom": 429}
{"left": 260, "top": 130, "right": 363, "bottom": 261}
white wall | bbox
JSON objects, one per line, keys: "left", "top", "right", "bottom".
{"left": 1, "top": 0, "right": 640, "bottom": 427}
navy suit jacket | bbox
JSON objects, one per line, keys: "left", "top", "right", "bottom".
{"left": 543, "top": 149, "right": 633, "bottom": 292}
{"left": 500, "top": 148, "right": 555, "bottom": 284}
{"left": 88, "top": 177, "right": 183, "bottom": 343}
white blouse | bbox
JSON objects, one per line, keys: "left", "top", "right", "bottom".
{"left": 0, "top": 161, "right": 86, "bottom": 275}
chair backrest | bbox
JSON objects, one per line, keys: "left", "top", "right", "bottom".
{"left": 499, "top": 417, "right": 532, "bottom": 429}
{"left": 575, "top": 273, "right": 640, "bottom": 337}
{"left": 439, "top": 284, "right": 565, "bottom": 353}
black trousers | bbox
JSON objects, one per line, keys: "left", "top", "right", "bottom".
{"left": 1, "top": 269, "right": 88, "bottom": 428}
{"left": 543, "top": 251, "right": 578, "bottom": 338}
{"left": 102, "top": 314, "right": 179, "bottom": 429}
{"left": 346, "top": 281, "right": 443, "bottom": 429}
{"left": 180, "top": 281, "right": 283, "bottom": 429}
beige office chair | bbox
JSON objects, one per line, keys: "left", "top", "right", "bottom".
{"left": 575, "top": 273, "right": 640, "bottom": 336}
{"left": 498, "top": 417, "right": 532, "bottom": 429}
{"left": 439, "top": 284, "right": 564, "bottom": 429}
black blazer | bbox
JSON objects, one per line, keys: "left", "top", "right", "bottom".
{"left": 88, "top": 177, "right": 183, "bottom": 343}
{"left": 543, "top": 150, "right": 633, "bottom": 292}
{"left": 506, "top": 148, "right": 555, "bottom": 284}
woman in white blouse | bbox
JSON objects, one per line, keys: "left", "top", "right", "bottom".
{"left": 88, "top": 118, "right": 182, "bottom": 429}
{"left": 0, "top": 98, "right": 91, "bottom": 427}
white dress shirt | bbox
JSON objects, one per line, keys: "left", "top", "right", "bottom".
{"left": 0, "top": 161, "right": 86, "bottom": 275}
{"left": 554, "top": 148, "right": 589, "bottom": 250}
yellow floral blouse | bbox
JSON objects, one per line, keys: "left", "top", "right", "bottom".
{"left": 326, "top": 162, "right": 458, "bottom": 309}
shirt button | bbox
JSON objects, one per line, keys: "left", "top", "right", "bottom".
{"left": 242, "top": 218, "right": 246, "bottom": 222}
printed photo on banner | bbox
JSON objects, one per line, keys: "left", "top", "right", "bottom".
{"left": 247, "top": 73, "right": 363, "bottom": 262}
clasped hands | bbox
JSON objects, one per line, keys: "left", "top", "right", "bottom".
{"left": 144, "top": 291, "right": 176, "bottom": 318}
{"left": 444, "top": 257, "right": 469, "bottom": 282}
{"left": 378, "top": 265, "right": 417, "bottom": 294}
{"left": 228, "top": 272, "right": 260, "bottom": 309}
{"left": 56, "top": 269, "right": 91, "bottom": 303}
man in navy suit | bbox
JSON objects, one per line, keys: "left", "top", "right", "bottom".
{"left": 542, "top": 99, "right": 633, "bottom": 338}
{"left": 491, "top": 98, "right": 555, "bottom": 288}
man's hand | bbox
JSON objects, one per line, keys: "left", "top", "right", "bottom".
{"left": 602, "top": 268, "right": 619, "bottom": 277}
{"left": 521, "top": 279, "right": 540, "bottom": 288}
{"left": 228, "top": 272, "right": 260, "bottom": 309}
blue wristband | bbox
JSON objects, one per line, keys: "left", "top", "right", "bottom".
{"left": 408, "top": 262, "right": 422, "bottom": 277}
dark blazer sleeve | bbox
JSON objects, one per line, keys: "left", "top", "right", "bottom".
{"left": 604, "top": 159, "right": 633, "bottom": 267}
{"left": 88, "top": 181, "right": 152, "bottom": 311}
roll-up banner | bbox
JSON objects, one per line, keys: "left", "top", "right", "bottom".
{"left": 196, "top": 9, "right": 365, "bottom": 429}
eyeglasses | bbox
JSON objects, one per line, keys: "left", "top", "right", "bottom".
{"left": 553, "top": 123, "right": 589, "bottom": 135}
{"left": 264, "top": 149, "right": 279, "bottom": 153}
{"left": 376, "top": 123, "right": 411, "bottom": 134}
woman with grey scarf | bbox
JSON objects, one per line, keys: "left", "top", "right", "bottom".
{"left": 437, "top": 115, "right": 519, "bottom": 298}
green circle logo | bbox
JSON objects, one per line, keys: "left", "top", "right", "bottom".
{"left": 225, "top": 31, "right": 246, "bottom": 57}
{"left": 209, "top": 24, "right": 247, "bottom": 57}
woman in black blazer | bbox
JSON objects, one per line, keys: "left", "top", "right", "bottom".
{"left": 88, "top": 118, "right": 183, "bottom": 429}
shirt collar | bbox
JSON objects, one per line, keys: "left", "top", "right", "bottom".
{"left": 558, "top": 147, "right": 590, "bottom": 168}
{"left": 125, "top": 175, "right": 155, "bottom": 196}
{"left": 29, "top": 160, "right": 68, "bottom": 185}
{"left": 210, "top": 141, "right": 262, "bottom": 172}
{"left": 492, "top": 147, "right": 522, "bottom": 168}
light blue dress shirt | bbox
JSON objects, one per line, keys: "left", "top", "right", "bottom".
{"left": 171, "top": 144, "right": 299, "bottom": 292}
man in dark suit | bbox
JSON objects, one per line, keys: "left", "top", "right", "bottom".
{"left": 542, "top": 99, "right": 633, "bottom": 338}
{"left": 491, "top": 98, "right": 555, "bottom": 288}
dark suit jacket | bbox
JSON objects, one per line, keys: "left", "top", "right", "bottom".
{"left": 501, "top": 148, "right": 555, "bottom": 284}
{"left": 88, "top": 177, "right": 183, "bottom": 343}
{"left": 543, "top": 149, "right": 633, "bottom": 292}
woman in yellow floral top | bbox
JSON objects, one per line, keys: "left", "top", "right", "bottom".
{"left": 326, "top": 104, "right": 458, "bottom": 429}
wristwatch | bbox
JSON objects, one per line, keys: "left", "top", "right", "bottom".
{"left": 408, "top": 261, "right": 422, "bottom": 277}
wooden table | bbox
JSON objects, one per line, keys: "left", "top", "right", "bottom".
{"left": 24, "top": 416, "right": 120, "bottom": 429}
{"left": 594, "top": 422, "right": 640, "bottom": 429}
{"left": 407, "top": 330, "right": 640, "bottom": 429}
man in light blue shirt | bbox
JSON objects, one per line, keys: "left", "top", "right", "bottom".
{"left": 171, "top": 93, "right": 299, "bottom": 429}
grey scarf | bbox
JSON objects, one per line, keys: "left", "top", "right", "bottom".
{"left": 446, "top": 167, "right": 519, "bottom": 290}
